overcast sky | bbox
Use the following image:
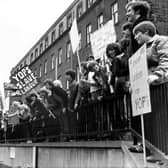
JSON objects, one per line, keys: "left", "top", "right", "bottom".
{"left": 0, "top": 0, "right": 74, "bottom": 85}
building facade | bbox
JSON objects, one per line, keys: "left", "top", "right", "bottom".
{"left": 10, "top": 0, "right": 168, "bottom": 95}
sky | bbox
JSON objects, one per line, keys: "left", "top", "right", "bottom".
{"left": 0, "top": 0, "right": 74, "bottom": 85}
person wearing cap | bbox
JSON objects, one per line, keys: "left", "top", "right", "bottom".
{"left": 133, "top": 21, "right": 168, "bottom": 84}
{"left": 125, "top": 0, "right": 151, "bottom": 53}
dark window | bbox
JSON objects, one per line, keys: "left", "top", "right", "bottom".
{"left": 51, "top": 30, "right": 56, "bottom": 43}
{"left": 97, "top": 13, "right": 104, "bottom": 29}
{"left": 111, "top": 2, "right": 118, "bottom": 24}
{"left": 59, "top": 22, "right": 64, "bottom": 36}
{"left": 58, "top": 48, "right": 62, "bottom": 65}
{"left": 86, "top": 24, "right": 92, "bottom": 45}
{"left": 77, "top": 3, "right": 83, "bottom": 19}
{"left": 67, "top": 14, "right": 72, "bottom": 28}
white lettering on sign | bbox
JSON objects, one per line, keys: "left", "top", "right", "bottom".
{"left": 12, "top": 66, "right": 38, "bottom": 95}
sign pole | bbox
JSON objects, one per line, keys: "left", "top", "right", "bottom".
{"left": 76, "top": 47, "right": 81, "bottom": 73}
{"left": 141, "top": 114, "right": 147, "bottom": 167}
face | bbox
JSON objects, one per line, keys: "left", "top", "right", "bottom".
{"left": 134, "top": 31, "right": 149, "bottom": 45}
{"left": 93, "top": 64, "right": 100, "bottom": 72}
{"left": 66, "top": 75, "right": 72, "bottom": 82}
{"left": 122, "top": 29, "right": 131, "bottom": 39}
{"left": 126, "top": 6, "right": 136, "bottom": 22}
{"left": 107, "top": 49, "right": 116, "bottom": 61}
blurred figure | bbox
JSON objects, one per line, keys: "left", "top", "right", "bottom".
{"left": 65, "top": 69, "right": 78, "bottom": 138}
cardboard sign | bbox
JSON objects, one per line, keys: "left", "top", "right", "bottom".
{"left": 129, "top": 44, "right": 151, "bottom": 116}
{"left": 90, "top": 20, "right": 116, "bottom": 60}
{"left": 11, "top": 66, "right": 38, "bottom": 95}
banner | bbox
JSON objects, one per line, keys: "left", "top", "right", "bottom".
{"left": 11, "top": 66, "right": 38, "bottom": 95}
{"left": 90, "top": 19, "right": 116, "bottom": 60}
{"left": 129, "top": 44, "right": 151, "bottom": 116}
{"left": 69, "top": 18, "right": 80, "bottom": 53}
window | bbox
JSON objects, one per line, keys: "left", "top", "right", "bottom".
{"left": 59, "top": 22, "right": 64, "bottom": 36}
{"left": 67, "top": 14, "right": 72, "bottom": 28}
{"left": 24, "top": 60, "right": 27, "bottom": 66}
{"left": 58, "top": 48, "right": 62, "bottom": 65}
{"left": 79, "top": 32, "right": 82, "bottom": 50}
{"left": 66, "top": 42, "right": 71, "bottom": 61}
{"left": 44, "top": 60, "right": 48, "bottom": 74}
{"left": 87, "top": 0, "right": 92, "bottom": 8}
{"left": 40, "top": 43, "right": 43, "bottom": 54}
{"left": 86, "top": 24, "right": 92, "bottom": 45}
{"left": 39, "top": 64, "right": 42, "bottom": 77}
{"left": 30, "top": 53, "right": 34, "bottom": 63}
{"left": 45, "top": 37, "right": 49, "bottom": 49}
{"left": 77, "top": 3, "right": 83, "bottom": 19}
{"left": 66, "top": 80, "right": 69, "bottom": 90}
{"left": 111, "top": 2, "right": 118, "bottom": 24}
{"left": 51, "top": 30, "right": 56, "bottom": 43}
{"left": 35, "top": 48, "right": 38, "bottom": 58}
{"left": 87, "top": 0, "right": 96, "bottom": 8}
{"left": 97, "top": 13, "right": 104, "bottom": 29}
{"left": 51, "top": 54, "right": 55, "bottom": 69}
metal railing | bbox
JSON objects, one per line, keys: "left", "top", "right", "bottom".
{"left": 131, "top": 82, "right": 168, "bottom": 155}
{"left": 0, "top": 94, "right": 130, "bottom": 143}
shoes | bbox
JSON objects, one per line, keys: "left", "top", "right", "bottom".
{"left": 146, "top": 155, "right": 161, "bottom": 163}
{"left": 128, "top": 143, "right": 143, "bottom": 153}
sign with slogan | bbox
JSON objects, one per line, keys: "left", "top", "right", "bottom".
{"left": 129, "top": 44, "right": 151, "bottom": 116}
{"left": 90, "top": 19, "right": 116, "bottom": 60}
{"left": 11, "top": 66, "right": 38, "bottom": 95}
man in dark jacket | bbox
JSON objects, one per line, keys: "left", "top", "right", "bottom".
{"left": 125, "top": 0, "right": 151, "bottom": 53}
{"left": 65, "top": 69, "right": 78, "bottom": 138}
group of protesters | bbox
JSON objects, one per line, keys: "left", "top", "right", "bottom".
{"left": 1, "top": 0, "right": 168, "bottom": 143}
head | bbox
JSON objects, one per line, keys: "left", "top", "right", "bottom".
{"left": 122, "top": 22, "right": 133, "bottom": 39}
{"left": 86, "top": 55, "right": 95, "bottom": 62}
{"left": 65, "top": 69, "right": 76, "bottom": 82}
{"left": 29, "top": 92, "right": 38, "bottom": 102}
{"left": 53, "top": 80, "right": 63, "bottom": 88}
{"left": 126, "top": 1, "right": 150, "bottom": 23}
{"left": 87, "top": 61, "right": 100, "bottom": 72}
{"left": 80, "top": 61, "right": 88, "bottom": 74}
{"left": 133, "top": 21, "right": 156, "bottom": 45}
{"left": 39, "top": 87, "right": 50, "bottom": 100}
{"left": 106, "top": 43, "right": 121, "bottom": 61}
{"left": 43, "top": 79, "right": 55, "bottom": 90}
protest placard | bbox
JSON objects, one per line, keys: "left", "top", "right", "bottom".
{"left": 129, "top": 44, "right": 151, "bottom": 116}
{"left": 90, "top": 20, "right": 116, "bottom": 60}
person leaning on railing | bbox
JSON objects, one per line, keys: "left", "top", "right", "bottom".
{"left": 133, "top": 21, "right": 168, "bottom": 84}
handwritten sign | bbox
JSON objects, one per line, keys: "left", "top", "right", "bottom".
{"left": 129, "top": 44, "right": 151, "bottom": 116}
{"left": 90, "top": 20, "right": 116, "bottom": 60}
{"left": 12, "top": 66, "right": 38, "bottom": 95}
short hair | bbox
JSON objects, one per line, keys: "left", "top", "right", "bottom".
{"left": 86, "top": 55, "right": 95, "bottom": 61}
{"left": 53, "top": 80, "right": 63, "bottom": 88}
{"left": 106, "top": 43, "right": 121, "bottom": 57}
{"left": 43, "top": 78, "right": 54, "bottom": 87}
{"left": 122, "top": 22, "right": 133, "bottom": 31}
{"left": 87, "top": 61, "right": 99, "bottom": 71}
{"left": 133, "top": 21, "right": 156, "bottom": 37}
{"left": 65, "top": 69, "right": 76, "bottom": 80}
{"left": 126, "top": 1, "right": 150, "bottom": 18}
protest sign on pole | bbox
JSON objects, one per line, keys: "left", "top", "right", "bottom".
{"left": 129, "top": 44, "right": 151, "bottom": 167}
{"left": 11, "top": 65, "right": 39, "bottom": 95}
{"left": 90, "top": 19, "right": 116, "bottom": 60}
{"left": 69, "top": 18, "right": 81, "bottom": 71}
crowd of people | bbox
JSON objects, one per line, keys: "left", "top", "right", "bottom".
{"left": 1, "top": 0, "right": 168, "bottom": 143}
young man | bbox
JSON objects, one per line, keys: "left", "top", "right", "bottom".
{"left": 125, "top": 1, "right": 151, "bottom": 53}
{"left": 133, "top": 21, "right": 168, "bottom": 84}
{"left": 65, "top": 69, "right": 78, "bottom": 137}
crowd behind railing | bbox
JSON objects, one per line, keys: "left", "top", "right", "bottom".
{"left": 1, "top": 1, "right": 168, "bottom": 149}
